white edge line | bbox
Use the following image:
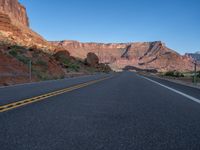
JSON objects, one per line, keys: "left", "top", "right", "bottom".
{"left": 140, "top": 75, "right": 200, "bottom": 104}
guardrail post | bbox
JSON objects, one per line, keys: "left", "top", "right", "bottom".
{"left": 29, "top": 60, "right": 32, "bottom": 82}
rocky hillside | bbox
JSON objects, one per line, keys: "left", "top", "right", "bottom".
{"left": 52, "top": 41, "right": 197, "bottom": 72}
{"left": 0, "top": 0, "right": 111, "bottom": 86}
{"left": 0, "top": 44, "right": 65, "bottom": 85}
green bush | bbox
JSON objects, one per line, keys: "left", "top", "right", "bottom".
{"left": 62, "top": 58, "right": 71, "bottom": 66}
{"left": 16, "top": 55, "right": 30, "bottom": 64}
{"left": 175, "top": 72, "right": 184, "bottom": 77}
{"left": 69, "top": 63, "right": 80, "bottom": 72}
{"left": 37, "top": 73, "right": 49, "bottom": 81}
{"left": 61, "top": 58, "right": 80, "bottom": 72}
{"left": 165, "top": 71, "right": 174, "bottom": 76}
{"left": 165, "top": 71, "right": 184, "bottom": 78}
{"left": 8, "top": 45, "right": 30, "bottom": 64}
{"left": 35, "top": 60, "right": 48, "bottom": 67}
{"left": 9, "top": 45, "right": 28, "bottom": 54}
{"left": 32, "top": 68, "right": 49, "bottom": 81}
{"left": 9, "top": 50, "right": 18, "bottom": 57}
{"left": 197, "top": 71, "right": 200, "bottom": 78}
{"left": 10, "top": 45, "right": 23, "bottom": 51}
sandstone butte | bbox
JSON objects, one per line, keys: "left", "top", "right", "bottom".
{"left": 0, "top": 0, "right": 199, "bottom": 74}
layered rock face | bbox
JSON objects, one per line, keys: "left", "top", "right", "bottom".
{"left": 186, "top": 52, "right": 200, "bottom": 63}
{"left": 0, "top": 0, "right": 58, "bottom": 52}
{"left": 52, "top": 40, "right": 196, "bottom": 72}
{"left": 0, "top": 0, "right": 29, "bottom": 27}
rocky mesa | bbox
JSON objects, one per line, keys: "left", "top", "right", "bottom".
{"left": 52, "top": 40, "right": 197, "bottom": 72}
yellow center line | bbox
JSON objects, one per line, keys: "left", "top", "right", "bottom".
{"left": 0, "top": 76, "right": 111, "bottom": 113}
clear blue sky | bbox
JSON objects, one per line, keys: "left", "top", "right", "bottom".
{"left": 19, "top": 0, "right": 200, "bottom": 54}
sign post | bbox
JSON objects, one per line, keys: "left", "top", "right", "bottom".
{"left": 194, "top": 61, "right": 197, "bottom": 85}
{"left": 29, "top": 60, "right": 32, "bottom": 82}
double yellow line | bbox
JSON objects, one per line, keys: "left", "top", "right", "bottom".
{"left": 0, "top": 77, "right": 111, "bottom": 113}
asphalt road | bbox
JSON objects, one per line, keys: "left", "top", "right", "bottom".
{"left": 0, "top": 72, "right": 200, "bottom": 150}
{"left": 0, "top": 73, "right": 112, "bottom": 105}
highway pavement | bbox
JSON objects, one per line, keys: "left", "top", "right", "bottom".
{"left": 0, "top": 73, "right": 112, "bottom": 106}
{"left": 0, "top": 72, "right": 200, "bottom": 150}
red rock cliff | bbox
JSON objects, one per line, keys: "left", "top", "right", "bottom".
{"left": 0, "top": 0, "right": 29, "bottom": 27}
{"left": 0, "top": 0, "right": 60, "bottom": 52}
{"left": 51, "top": 40, "right": 196, "bottom": 72}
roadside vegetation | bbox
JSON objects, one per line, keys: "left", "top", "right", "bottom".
{"left": 2, "top": 44, "right": 65, "bottom": 81}
{"left": 197, "top": 71, "right": 200, "bottom": 78}
{"left": 8, "top": 45, "right": 30, "bottom": 64}
{"left": 164, "top": 71, "right": 184, "bottom": 78}
{"left": 160, "top": 70, "right": 200, "bottom": 84}
{"left": 0, "top": 43, "right": 111, "bottom": 85}
{"left": 60, "top": 57, "right": 80, "bottom": 72}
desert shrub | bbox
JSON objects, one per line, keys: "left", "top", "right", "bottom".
{"left": 165, "top": 71, "right": 174, "bottom": 76}
{"left": 61, "top": 58, "right": 80, "bottom": 72}
{"left": 165, "top": 71, "right": 184, "bottom": 77}
{"left": 16, "top": 55, "right": 30, "bottom": 64}
{"left": 175, "top": 72, "right": 184, "bottom": 77}
{"left": 8, "top": 45, "right": 30, "bottom": 64}
{"left": 9, "top": 45, "right": 28, "bottom": 54}
{"left": 9, "top": 49, "right": 18, "bottom": 57}
{"left": 32, "top": 68, "right": 49, "bottom": 81}
{"left": 62, "top": 58, "right": 71, "bottom": 66}
{"left": 69, "top": 63, "right": 80, "bottom": 72}
{"left": 197, "top": 71, "right": 200, "bottom": 78}
{"left": 10, "top": 45, "right": 22, "bottom": 52}
{"left": 37, "top": 73, "right": 49, "bottom": 81}
{"left": 10, "top": 45, "right": 22, "bottom": 50}
{"left": 35, "top": 60, "right": 48, "bottom": 67}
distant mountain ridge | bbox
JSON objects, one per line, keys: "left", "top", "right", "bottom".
{"left": 195, "top": 51, "right": 200, "bottom": 54}
{"left": 186, "top": 51, "right": 200, "bottom": 62}
{"left": 51, "top": 40, "right": 197, "bottom": 72}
